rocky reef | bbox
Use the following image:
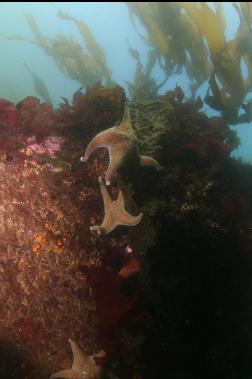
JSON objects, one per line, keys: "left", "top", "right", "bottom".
{"left": 0, "top": 85, "right": 252, "bottom": 379}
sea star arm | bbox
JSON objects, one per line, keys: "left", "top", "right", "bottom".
{"left": 99, "top": 176, "right": 112, "bottom": 212}
{"left": 117, "top": 209, "right": 143, "bottom": 226}
{"left": 117, "top": 106, "right": 132, "bottom": 133}
{"left": 90, "top": 224, "right": 105, "bottom": 234}
{"left": 69, "top": 339, "right": 87, "bottom": 371}
{"left": 90, "top": 213, "right": 115, "bottom": 235}
{"left": 50, "top": 368, "right": 79, "bottom": 378}
{"left": 80, "top": 130, "right": 110, "bottom": 162}
{"left": 140, "top": 155, "right": 163, "bottom": 171}
{"left": 116, "top": 189, "right": 125, "bottom": 208}
{"left": 100, "top": 213, "right": 116, "bottom": 234}
{"left": 105, "top": 145, "right": 126, "bottom": 186}
{"left": 92, "top": 350, "right": 106, "bottom": 359}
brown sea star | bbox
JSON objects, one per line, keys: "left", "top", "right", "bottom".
{"left": 50, "top": 339, "right": 105, "bottom": 379}
{"left": 90, "top": 176, "right": 143, "bottom": 235}
{"left": 80, "top": 104, "right": 162, "bottom": 185}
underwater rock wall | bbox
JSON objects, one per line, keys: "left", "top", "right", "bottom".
{"left": 0, "top": 85, "right": 146, "bottom": 379}
{"left": 0, "top": 85, "right": 252, "bottom": 378}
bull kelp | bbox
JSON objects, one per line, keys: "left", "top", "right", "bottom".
{"left": 0, "top": 3, "right": 252, "bottom": 379}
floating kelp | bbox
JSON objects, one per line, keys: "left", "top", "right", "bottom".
{"left": 6, "top": 12, "right": 112, "bottom": 88}
{"left": 24, "top": 14, "right": 46, "bottom": 46}
{"left": 57, "top": 10, "right": 112, "bottom": 84}
{"left": 24, "top": 63, "right": 52, "bottom": 104}
{"left": 127, "top": 3, "right": 210, "bottom": 89}
{"left": 127, "top": 2, "right": 252, "bottom": 123}
{"left": 125, "top": 41, "right": 168, "bottom": 101}
{"left": 5, "top": 2, "right": 252, "bottom": 125}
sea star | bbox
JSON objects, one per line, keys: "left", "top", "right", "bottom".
{"left": 90, "top": 176, "right": 143, "bottom": 235}
{"left": 80, "top": 104, "right": 162, "bottom": 185}
{"left": 50, "top": 339, "right": 105, "bottom": 379}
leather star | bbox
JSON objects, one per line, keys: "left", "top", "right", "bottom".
{"left": 50, "top": 339, "right": 105, "bottom": 379}
{"left": 90, "top": 176, "right": 143, "bottom": 235}
{"left": 80, "top": 105, "right": 162, "bottom": 185}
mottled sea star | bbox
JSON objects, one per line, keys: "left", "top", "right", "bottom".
{"left": 50, "top": 339, "right": 105, "bottom": 379}
{"left": 80, "top": 104, "right": 162, "bottom": 185}
{"left": 90, "top": 176, "right": 143, "bottom": 235}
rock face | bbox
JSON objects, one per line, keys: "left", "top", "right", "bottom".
{"left": 1, "top": 85, "right": 252, "bottom": 379}
{"left": 0, "top": 85, "right": 143, "bottom": 379}
{"left": 0, "top": 156, "right": 99, "bottom": 378}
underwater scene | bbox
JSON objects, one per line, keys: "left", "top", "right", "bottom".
{"left": 1, "top": 2, "right": 252, "bottom": 378}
